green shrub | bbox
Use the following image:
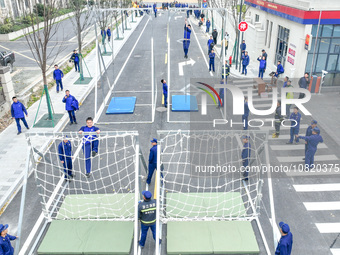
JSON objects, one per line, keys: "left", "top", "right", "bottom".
{"left": 0, "top": 24, "right": 13, "bottom": 34}
{"left": 34, "top": 3, "right": 45, "bottom": 17}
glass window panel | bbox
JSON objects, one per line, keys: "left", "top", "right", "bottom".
{"left": 319, "top": 38, "right": 330, "bottom": 53}
{"left": 326, "top": 55, "right": 338, "bottom": 71}
{"left": 330, "top": 38, "right": 340, "bottom": 53}
{"left": 322, "top": 25, "right": 333, "bottom": 37}
{"left": 315, "top": 54, "right": 327, "bottom": 72}
{"left": 333, "top": 25, "right": 340, "bottom": 37}
{"left": 311, "top": 25, "right": 321, "bottom": 37}
{"left": 337, "top": 56, "right": 340, "bottom": 71}
{"left": 305, "top": 53, "right": 314, "bottom": 73}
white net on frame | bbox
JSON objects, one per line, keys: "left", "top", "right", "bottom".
{"left": 158, "top": 130, "right": 267, "bottom": 223}
{"left": 26, "top": 131, "right": 138, "bottom": 221}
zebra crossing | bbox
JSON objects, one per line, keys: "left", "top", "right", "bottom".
{"left": 233, "top": 79, "right": 340, "bottom": 254}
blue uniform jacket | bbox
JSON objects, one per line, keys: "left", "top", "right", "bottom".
{"left": 209, "top": 52, "right": 215, "bottom": 60}
{"left": 79, "top": 126, "right": 100, "bottom": 144}
{"left": 243, "top": 101, "right": 249, "bottom": 116}
{"left": 0, "top": 234, "right": 16, "bottom": 255}
{"left": 11, "top": 101, "right": 27, "bottom": 119}
{"left": 277, "top": 64, "right": 284, "bottom": 74}
{"left": 58, "top": 141, "right": 72, "bottom": 161}
{"left": 163, "top": 83, "right": 168, "bottom": 95}
{"left": 207, "top": 39, "right": 214, "bottom": 48}
{"left": 71, "top": 53, "right": 79, "bottom": 62}
{"left": 289, "top": 112, "right": 301, "bottom": 128}
{"left": 138, "top": 199, "right": 157, "bottom": 226}
{"left": 184, "top": 25, "right": 191, "bottom": 40}
{"left": 242, "top": 55, "right": 250, "bottom": 66}
{"left": 241, "top": 142, "right": 251, "bottom": 166}
{"left": 299, "top": 134, "right": 323, "bottom": 152}
{"left": 240, "top": 43, "right": 246, "bottom": 52}
{"left": 206, "top": 21, "right": 210, "bottom": 27}
{"left": 107, "top": 29, "right": 111, "bottom": 36}
{"left": 275, "top": 232, "right": 293, "bottom": 255}
{"left": 101, "top": 29, "right": 106, "bottom": 37}
{"left": 257, "top": 58, "right": 266, "bottom": 69}
{"left": 283, "top": 81, "right": 287, "bottom": 88}
{"left": 305, "top": 126, "right": 313, "bottom": 136}
{"left": 149, "top": 145, "right": 157, "bottom": 164}
{"left": 53, "top": 69, "right": 64, "bottom": 81}
{"left": 62, "top": 95, "right": 76, "bottom": 111}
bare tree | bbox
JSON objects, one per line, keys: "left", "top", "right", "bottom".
{"left": 69, "top": 0, "right": 94, "bottom": 80}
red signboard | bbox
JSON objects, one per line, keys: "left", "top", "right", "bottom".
{"left": 238, "top": 21, "right": 248, "bottom": 32}
{"left": 288, "top": 48, "right": 296, "bottom": 57}
{"left": 305, "top": 34, "right": 310, "bottom": 50}
{"left": 287, "top": 56, "right": 295, "bottom": 65}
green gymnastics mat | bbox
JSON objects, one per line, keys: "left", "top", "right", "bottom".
{"left": 38, "top": 220, "right": 134, "bottom": 255}
{"left": 167, "top": 221, "right": 259, "bottom": 254}
{"left": 166, "top": 192, "right": 247, "bottom": 218}
{"left": 56, "top": 193, "right": 135, "bottom": 219}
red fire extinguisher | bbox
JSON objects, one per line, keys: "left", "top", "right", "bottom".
{"left": 229, "top": 55, "right": 232, "bottom": 67}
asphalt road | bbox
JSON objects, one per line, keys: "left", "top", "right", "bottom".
{"left": 1, "top": 9, "right": 340, "bottom": 255}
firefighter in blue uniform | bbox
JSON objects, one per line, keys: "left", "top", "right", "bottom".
{"left": 62, "top": 90, "right": 78, "bottom": 125}
{"left": 241, "top": 51, "right": 250, "bottom": 75}
{"left": 241, "top": 135, "right": 251, "bottom": 181}
{"left": 240, "top": 40, "right": 246, "bottom": 57}
{"left": 11, "top": 96, "right": 29, "bottom": 135}
{"left": 209, "top": 49, "right": 215, "bottom": 72}
{"left": 207, "top": 36, "right": 214, "bottom": 54}
{"left": 161, "top": 79, "right": 168, "bottom": 108}
{"left": 183, "top": 19, "right": 191, "bottom": 59}
{"left": 147, "top": 139, "right": 157, "bottom": 185}
{"left": 298, "top": 127, "right": 323, "bottom": 171}
{"left": 218, "top": 60, "right": 230, "bottom": 108}
{"left": 273, "top": 100, "right": 283, "bottom": 138}
{"left": 303, "top": 120, "right": 317, "bottom": 160}
{"left": 271, "top": 60, "right": 284, "bottom": 85}
{"left": 107, "top": 27, "right": 111, "bottom": 42}
{"left": 287, "top": 107, "right": 301, "bottom": 144}
{"left": 53, "top": 64, "right": 64, "bottom": 93}
{"left": 138, "top": 191, "right": 157, "bottom": 248}
{"left": 70, "top": 50, "right": 80, "bottom": 72}
{"left": 242, "top": 97, "right": 249, "bottom": 130}
{"left": 275, "top": 221, "right": 293, "bottom": 255}
{"left": 0, "top": 224, "right": 17, "bottom": 255}
{"left": 78, "top": 117, "right": 100, "bottom": 178}
{"left": 58, "top": 136, "right": 74, "bottom": 180}
{"left": 206, "top": 18, "right": 211, "bottom": 32}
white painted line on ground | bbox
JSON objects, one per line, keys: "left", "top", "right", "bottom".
{"left": 178, "top": 58, "right": 195, "bottom": 76}
{"left": 316, "top": 223, "right": 340, "bottom": 233}
{"left": 304, "top": 202, "right": 340, "bottom": 211}
{"left": 294, "top": 183, "right": 340, "bottom": 192}
{"left": 270, "top": 143, "right": 327, "bottom": 150}
{"left": 260, "top": 124, "right": 309, "bottom": 130}
{"left": 331, "top": 248, "right": 340, "bottom": 255}
{"left": 278, "top": 154, "right": 338, "bottom": 163}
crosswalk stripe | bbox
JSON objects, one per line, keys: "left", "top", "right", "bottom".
{"left": 277, "top": 154, "right": 338, "bottom": 163}
{"left": 316, "top": 223, "right": 340, "bottom": 233}
{"left": 270, "top": 143, "right": 328, "bottom": 150}
{"left": 304, "top": 202, "right": 340, "bottom": 211}
{"left": 285, "top": 169, "right": 340, "bottom": 177}
{"left": 294, "top": 184, "right": 340, "bottom": 192}
{"left": 331, "top": 249, "right": 340, "bottom": 255}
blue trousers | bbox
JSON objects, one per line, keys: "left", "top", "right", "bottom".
{"left": 206, "top": 26, "right": 210, "bottom": 32}
{"left": 209, "top": 60, "right": 215, "bottom": 72}
{"left": 15, "top": 117, "right": 29, "bottom": 133}
{"left": 258, "top": 68, "right": 265, "bottom": 79}
{"left": 289, "top": 127, "right": 300, "bottom": 143}
{"left": 183, "top": 40, "right": 190, "bottom": 56}
{"left": 242, "top": 115, "right": 248, "bottom": 130}
{"left": 164, "top": 93, "right": 167, "bottom": 107}
{"left": 139, "top": 223, "right": 156, "bottom": 247}
{"left": 56, "top": 79, "right": 63, "bottom": 92}
{"left": 107, "top": 36, "right": 111, "bottom": 42}
{"left": 83, "top": 141, "right": 99, "bottom": 174}
{"left": 63, "top": 158, "right": 73, "bottom": 178}
{"left": 147, "top": 163, "right": 157, "bottom": 184}
{"left": 74, "top": 61, "right": 80, "bottom": 71}
{"left": 242, "top": 65, "right": 247, "bottom": 75}
{"left": 219, "top": 88, "right": 224, "bottom": 107}
{"left": 68, "top": 110, "right": 76, "bottom": 123}
{"left": 305, "top": 149, "right": 317, "bottom": 170}
{"left": 242, "top": 160, "right": 249, "bottom": 177}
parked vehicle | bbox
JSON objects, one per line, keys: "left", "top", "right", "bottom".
{"left": 0, "top": 51, "right": 15, "bottom": 73}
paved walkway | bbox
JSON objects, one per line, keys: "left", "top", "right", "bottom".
{"left": 0, "top": 13, "right": 144, "bottom": 211}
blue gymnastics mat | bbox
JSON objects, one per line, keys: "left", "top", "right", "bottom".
{"left": 172, "top": 95, "right": 198, "bottom": 112}
{"left": 106, "top": 97, "right": 136, "bottom": 114}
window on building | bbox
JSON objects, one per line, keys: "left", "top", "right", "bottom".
{"left": 255, "top": 14, "right": 259, "bottom": 22}
{"left": 265, "top": 20, "right": 269, "bottom": 46}
{"left": 307, "top": 24, "right": 340, "bottom": 86}
{"left": 275, "top": 25, "right": 290, "bottom": 67}
{"left": 0, "top": 0, "right": 5, "bottom": 8}
{"left": 268, "top": 21, "right": 273, "bottom": 48}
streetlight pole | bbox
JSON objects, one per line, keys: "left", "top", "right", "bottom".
{"left": 235, "top": 0, "right": 243, "bottom": 70}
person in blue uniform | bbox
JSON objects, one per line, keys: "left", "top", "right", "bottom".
{"left": 241, "top": 51, "right": 250, "bottom": 75}
{"left": 206, "top": 18, "right": 211, "bottom": 33}
{"left": 242, "top": 97, "right": 249, "bottom": 130}
{"left": 298, "top": 127, "right": 323, "bottom": 171}
{"left": 303, "top": 120, "right": 317, "bottom": 160}
{"left": 272, "top": 100, "right": 283, "bottom": 138}
{"left": 147, "top": 139, "right": 157, "bottom": 185}
{"left": 58, "top": 136, "right": 74, "bottom": 180}
{"left": 78, "top": 117, "right": 100, "bottom": 178}
{"left": 11, "top": 96, "right": 29, "bottom": 135}
{"left": 257, "top": 56, "right": 266, "bottom": 79}
{"left": 53, "top": 64, "right": 64, "bottom": 93}
{"left": 209, "top": 49, "right": 215, "bottom": 72}
{"left": 138, "top": 191, "right": 157, "bottom": 248}
{"left": 70, "top": 50, "right": 80, "bottom": 72}
{"left": 183, "top": 19, "right": 191, "bottom": 59}
{"left": 62, "top": 90, "right": 78, "bottom": 125}
{"left": 207, "top": 36, "right": 214, "bottom": 54}
{"left": 161, "top": 79, "right": 168, "bottom": 108}
{"left": 241, "top": 135, "right": 251, "bottom": 181}
{"left": 153, "top": 3, "right": 157, "bottom": 17}
{"left": 0, "top": 224, "right": 18, "bottom": 255}
{"left": 287, "top": 107, "right": 301, "bottom": 144}
{"left": 275, "top": 221, "right": 293, "bottom": 255}
{"left": 240, "top": 40, "right": 246, "bottom": 57}
{"left": 107, "top": 27, "right": 111, "bottom": 42}
{"left": 271, "top": 60, "right": 284, "bottom": 85}
{"left": 218, "top": 61, "right": 230, "bottom": 108}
